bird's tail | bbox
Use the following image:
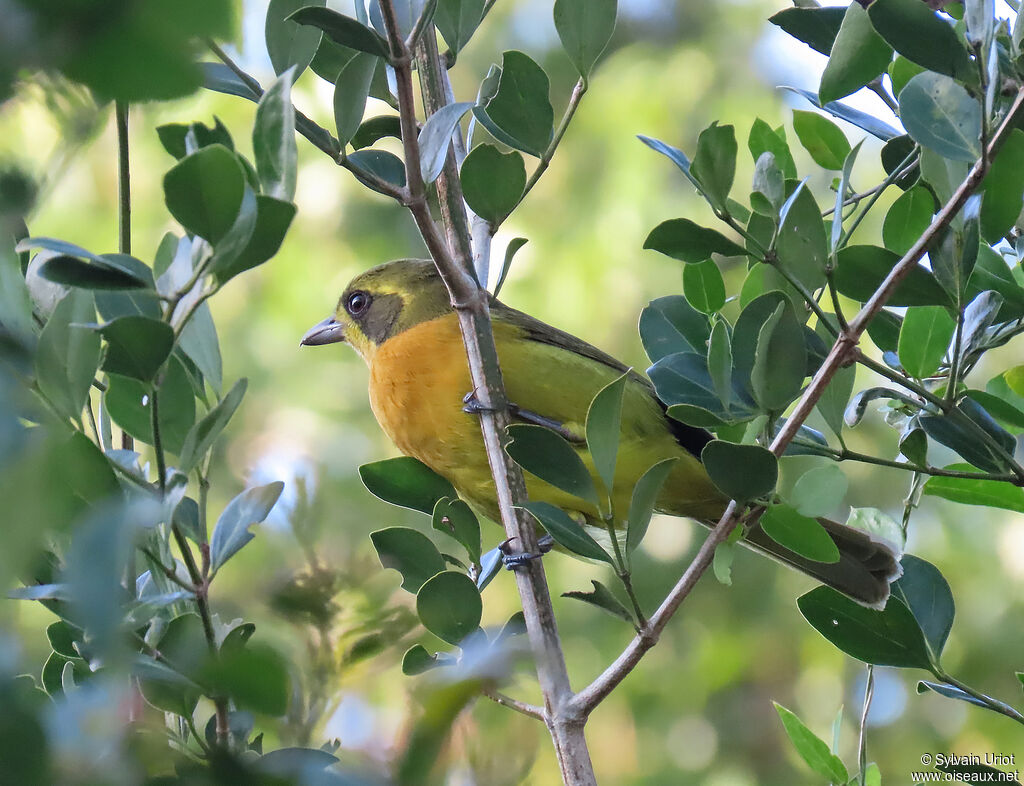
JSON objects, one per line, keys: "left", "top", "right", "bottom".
{"left": 707, "top": 515, "right": 903, "bottom": 608}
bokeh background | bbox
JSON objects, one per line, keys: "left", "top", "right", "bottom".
{"left": 2, "top": 0, "right": 1022, "bottom": 783}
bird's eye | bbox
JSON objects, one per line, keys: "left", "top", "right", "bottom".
{"left": 346, "top": 291, "right": 371, "bottom": 316}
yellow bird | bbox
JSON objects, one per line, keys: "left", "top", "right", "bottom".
{"left": 302, "top": 259, "right": 899, "bottom": 605}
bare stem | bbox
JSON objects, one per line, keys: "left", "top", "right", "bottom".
{"left": 858, "top": 665, "right": 874, "bottom": 786}
{"left": 482, "top": 689, "right": 544, "bottom": 720}
{"left": 115, "top": 100, "right": 135, "bottom": 452}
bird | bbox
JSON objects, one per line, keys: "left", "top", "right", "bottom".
{"left": 301, "top": 258, "right": 900, "bottom": 606}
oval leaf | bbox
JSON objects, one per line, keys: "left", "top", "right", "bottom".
{"left": 371, "top": 527, "right": 447, "bottom": 593}
{"left": 700, "top": 441, "right": 777, "bottom": 503}
{"left": 415, "top": 572, "right": 482, "bottom": 645}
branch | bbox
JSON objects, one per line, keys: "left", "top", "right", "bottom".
{"left": 482, "top": 688, "right": 544, "bottom": 720}
{"left": 572, "top": 86, "right": 1024, "bottom": 719}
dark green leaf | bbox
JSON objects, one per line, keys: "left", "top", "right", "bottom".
{"left": 707, "top": 318, "right": 733, "bottom": 412}
{"left": 359, "top": 456, "right": 457, "bottom": 514}
{"left": 562, "top": 580, "right": 632, "bottom": 622}
{"left": 460, "top": 144, "right": 525, "bottom": 225}
{"left": 105, "top": 358, "right": 195, "bottom": 453}
{"left": 36, "top": 253, "right": 151, "bottom": 291}
{"left": 682, "top": 259, "right": 726, "bottom": 314}
{"left": 210, "top": 482, "right": 286, "bottom": 573}
{"left": 253, "top": 68, "right": 298, "bottom": 201}
{"left": 288, "top": 6, "right": 389, "bottom": 57}
{"left": 419, "top": 102, "right": 474, "bottom": 184}
{"left": 202, "top": 63, "right": 261, "bottom": 103}
{"left": 892, "top": 554, "right": 954, "bottom": 660}
{"left": 651, "top": 353, "right": 751, "bottom": 424}
{"left": 818, "top": 2, "right": 893, "bottom": 105}
{"left": 882, "top": 186, "right": 934, "bottom": 255}
{"left": 792, "top": 110, "right": 850, "bottom": 170}
{"left": 163, "top": 145, "right": 246, "bottom": 243}
{"left": 625, "top": 458, "right": 676, "bottom": 554}
{"left": 731, "top": 291, "right": 791, "bottom": 383}
{"left": 790, "top": 464, "right": 848, "bottom": 518}
{"left": 774, "top": 703, "right": 849, "bottom": 783}
{"left": 415, "top": 572, "right": 482, "bottom": 645}
{"left": 900, "top": 425, "right": 929, "bottom": 466}
{"left": 553, "top": 0, "right": 617, "bottom": 79}
{"left": 979, "top": 129, "right": 1024, "bottom": 241}
{"left": 585, "top": 372, "right": 629, "bottom": 494}
{"left": 637, "top": 134, "right": 705, "bottom": 192}
{"left": 966, "top": 389, "right": 1024, "bottom": 433}
{"left": 179, "top": 378, "right": 247, "bottom": 473}
{"left": 139, "top": 613, "right": 206, "bottom": 713}
{"left": 881, "top": 133, "right": 920, "bottom": 190}
{"left": 178, "top": 300, "right": 222, "bottom": 393}
{"left": 897, "top": 306, "right": 955, "bottom": 379}
{"left": 866, "top": 309, "right": 903, "bottom": 353}
{"left": 920, "top": 400, "right": 1015, "bottom": 474}
{"left": 402, "top": 645, "right": 443, "bottom": 675}
{"left": 266, "top": 0, "right": 325, "bottom": 76}
{"left": 691, "top": 123, "right": 737, "bottom": 211}
{"left": 762, "top": 504, "right": 840, "bottom": 564}
{"left": 867, "top": 0, "right": 973, "bottom": 82}
{"left": 95, "top": 316, "right": 174, "bottom": 383}
{"left": 214, "top": 196, "right": 297, "bottom": 284}
{"left": 506, "top": 424, "right": 598, "bottom": 506}
{"left": 639, "top": 295, "right": 711, "bottom": 361}
{"left": 782, "top": 87, "right": 900, "bottom": 141}
{"left": 371, "top": 527, "right": 447, "bottom": 592}
{"left": 46, "top": 621, "right": 81, "bottom": 659}
{"left": 835, "top": 245, "right": 950, "bottom": 306}
{"left": 522, "top": 501, "right": 611, "bottom": 562}
{"left": 203, "top": 644, "right": 290, "bottom": 715}
{"left": 748, "top": 119, "right": 797, "bottom": 179}
{"left": 799, "top": 586, "right": 933, "bottom": 669}
{"left": 431, "top": 498, "right": 482, "bottom": 564}
{"left": 333, "top": 52, "right": 378, "bottom": 146}
{"left": 475, "top": 51, "right": 553, "bottom": 157}
{"left": 922, "top": 465, "right": 1024, "bottom": 513}
{"left": 750, "top": 301, "right": 806, "bottom": 412}
{"left": 701, "top": 441, "right": 777, "bottom": 502}
{"left": 917, "top": 680, "right": 991, "bottom": 709}
{"left": 777, "top": 183, "right": 827, "bottom": 292}
{"left": 435, "top": 0, "right": 486, "bottom": 55}
{"left": 351, "top": 114, "right": 403, "bottom": 150}
{"left": 35, "top": 290, "right": 100, "bottom": 424}
{"left": 644, "top": 218, "right": 745, "bottom": 263}
{"left": 899, "top": 73, "right": 981, "bottom": 162}
{"left": 309, "top": 34, "right": 358, "bottom": 83}
{"left": 768, "top": 7, "right": 845, "bottom": 55}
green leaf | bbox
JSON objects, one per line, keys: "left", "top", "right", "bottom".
{"left": 419, "top": 102, "right": 474, "bottom": 184}
{"left": 922, "top": 401, "right": 1015, "bottom": 474}
{"left": 203, "top": 644, "right": 290, "bottom": 715}
{"left": 818, "top": 2, "right": 893, "bottom": 105}
{"left": 888, "top": 56, "right": 925, "bottom": 99}
{"left": 105, "top": 357, "right": 195, "bottom": 453}
{"left": 776, "top": 184, "right": 827, "bottom": 292}
{"left": 750, "top": 301, "right": 806, "bottom": 412}
{"left": 178, "top": 300, "right": 222, "bottom": 393}
{"left": 979, "top": 129, "right": 1024, "bottom": 241}
{"left": 210, "top": 482, "right": 285, "bottom": 573}
{"left": 287, "top": 6, "right": 389, "bottom": 58}
{"left": 867, "top": 0, "right": 974, "bottom": 82}
{"left": 639, "top": 295, "right": 711, "bottom": 361}
{"left": 773, "top": 703, "right": 849, "bottom": 783}
{"left": 213, "top": 196, "right": 296, "bottom": 284}
{"left": 748, "top": 119, "right": 797, "bottom": 179}
{"left": 682, "top": 259, "right": 726, "bottom": 314}
{"left": 431, "top": 498, "right": 481, "bottom": 564}
{"left": 707, "top": 319, "right": 733, "bottom": 413}
{"left": 435, "top": 0, "right": 486, "bottom": 55}
{"left": 700, "top": 441, "right": 777, "bottom": 503}
{"left": 493, "top": 237, "right": 528, "bottom": 298}
{"left": 897, "top": 306, "right": 955, "bottom": 379}
{"left": 792, "top": 110, "right": 851, "bottom": 170}
{"left": 351, "top": 114, "right": 403, "bottom": 150}
{"left": 882, "top": 186, "right": 934, "bottom": 255}
{"left": 460, "top": 144, "right": 526, "bottom": 225}
{"left": 798, "top": 586, "right": 933, "bottom": 669}
{"left": 36, "top": 253, "right": 152, "bottom": 291}
{"left": 163, "top": 145, "right": 246, "bottom": 243}
{"left": 35, "top": 290, "right": 100, "bottom": 424}
{"left": 768, "top": 7, "right": 845, "bottom": 55}
{"left": 713, "top": 540, "right": 735, "bottom": 585}
{"left": 95, "top": 316, "right": 174, "bottom": 383}
{"left": 762, "top": 505, "right": 840, "bottom": 564}
{"left": 625, "top": 458, "right": 676, "bottom": 554}
{"left": 644, "top": 219, "right": 745, "bottom": 263}
{"left": 333, "top": 52, "right": 378, "bottom": 147}
{"left": 899, "top": 73, "right": 981, "bottom": 163}
{"left": 892, "top": 554, "right": 954, "bottom": 660}
{"left": 585, "top": 372, "right": 629, "bottom": 494}
{"left": 359, "top": 456, "right": 457, "bottom": 514}
{"left": 309, "top": 34, "right": 359, "bottom": 84}
{"left": 732, "top": 291, "right": 798, "bottom": 392}
{"left": 790, "top": 464, "right": 848, "bottom": 518}
{"left": 138, "top": 614, "right": 205, "bottom": 713}
{"left": 506, "top": 424, "right": 598, "bottom": 506}
{"left": 253, "top": 68, "right": 298, "bottom": 201}
{"left": 178, "top": 378, "right": 247, "bottom": 473}
{"left": 266, "top": 0, "right": 325, "bottom": 76}
{"left": 650, "top": 353, "right": 752, "bottom": 425}
{"left": 783, "top": 87, "right": 900, "bottom": 141}
{"left": 835, "top": 245, "right": 950, "bottom": 306}
{"left": 562, "top": 580, "right": 632, "bottom": 622}
{"left": 922, "top": 466, "right": 1024, "bottom": 513}
{"left": 522, "top": 501, "right": 610, "bottom": 562}
{"left": 553, "top": 0, "right": 617, "bottom": 79}
{"left": 691, "top": 123, "right": 737, "bottom": 211}
{"left": 402, "top": 644, "right": 443, "bottom": 676}
{"left": 370, "top": 527, "right": 447, "bottom": 593}
{"left": 751, "top": 152, "right": 784, "bottom": 216}
{"left": 416, "top": 572, "right": 482, "bottom": 645}
{"left": 201, "top": 63, "right": 261, "bottom": 102}
{"left": 475, "top": 51, "right": 553, "bottom": 157}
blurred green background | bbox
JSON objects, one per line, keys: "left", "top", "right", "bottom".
{"left": 2, "top": 0, "right": 1022, "bottom": 783}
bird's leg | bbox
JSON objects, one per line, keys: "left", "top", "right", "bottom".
{"left": 462, "top": 391, "right": 585, "bottom": 444}
{"left": 500, "top": 534, "right": 555, "bottom": 569}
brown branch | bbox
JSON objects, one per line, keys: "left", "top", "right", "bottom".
{"left": 378, "top": 4, "right": 595, "bottom": 783}
{"left": 571, "top": 85, "right": 1024, "bottom": 720}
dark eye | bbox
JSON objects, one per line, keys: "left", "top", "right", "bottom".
{"left": 346, "top": 290, "right": 371, "bottom": 316}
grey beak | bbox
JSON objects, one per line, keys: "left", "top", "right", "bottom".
{"left": 300, "top": 316, "right": 346, "bottom": 347}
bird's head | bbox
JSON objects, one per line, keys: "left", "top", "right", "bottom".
{"left": 300, "top": 258, "right": 451, "bottom": 361}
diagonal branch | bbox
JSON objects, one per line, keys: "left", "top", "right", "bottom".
{"left": 571, "top": 85, "right": 1024, "bottom": 720}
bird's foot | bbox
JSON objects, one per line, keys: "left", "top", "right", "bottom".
{"left": 463, "top": 391, "right": 585, "bottom": 444}
{"left": 500, "top": 535, "right": 555, "bottom": 570}
{"left": 462, "top": 390, "right": 505, "bottom": 415}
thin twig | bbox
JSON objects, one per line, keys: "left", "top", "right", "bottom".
{"left": 933, "top": 669, "right": 1024, "bottom": 726}
{"left": 858, "top": 665, "right": 874, "bottom": 786}
{"left": 115, "top": 100, "right": 134, "bottom": 453}
{"left": 482, "top": 689, "right": 544, "bottom": 720}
